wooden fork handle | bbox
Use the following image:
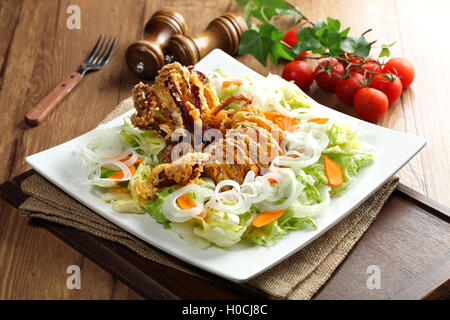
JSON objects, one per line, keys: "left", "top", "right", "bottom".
{"left": 25, "top": 72, "right": 82, "bottom": 126}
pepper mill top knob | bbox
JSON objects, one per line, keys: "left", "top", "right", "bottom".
{"left": 165, "top": 13, "right": 247, "bottom": 66}
{"left": 125, "top": 9, "right": 187, "bottom": 79}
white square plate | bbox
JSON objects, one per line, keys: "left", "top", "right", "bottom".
{"left": 26, "top": 49, "right": 426, "bottom": 282}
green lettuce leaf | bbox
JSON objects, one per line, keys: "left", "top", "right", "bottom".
{"left": 170, "top": 221, "right": 211, "bottom": 249}
{"left": 190, "top": 210, "right": 254, "bottom": 248}
{"left": 323, "top": 121, "right": 375, "bottom": 196}
{"left": 280, "top": 216, "right": 317, "bottom": 231}
{"left": 142, "top": 186, "right": 176, "bottom": 226}
{"left": 101, "top": 187, "right": 144, "bottom": 214}
{"left": 111, "top": 198, "right": 145, "bottom": 214}
{"left": 281, "top": 87, "right": 310, "bottom": 109}
{"left": 219, "top": 84, "right": 240, "bottom": 102}
{"left": 120, "top": 119, "right": 165, "bottom": 159}
{"left": 245, "top": 221, "right": 287, "bottom": 246}
{"left": 173, "top": 208, "right": 256, "bottom": 248}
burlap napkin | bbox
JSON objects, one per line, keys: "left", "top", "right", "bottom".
{"left": 18, "top": 98, "right": 399, "bottom": 299}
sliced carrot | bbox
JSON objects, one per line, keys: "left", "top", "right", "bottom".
{"left": 108, "top": 165, "right": 137, "bottom": 184}
{"left": 287, "top": 148, "right": 305, "bottom": 159}
{"left": 323, "top": 156, "right": 344, "bottom": 187}
{"left": 308, "top": 117, "right": 329, "bottom": 124}
{"left": 263, "top": 112, "right": 281, "bottom": 120}
{"left": 263, "top": 112, "right": 299, "bottom": 132}
{"left": 275, "top": 117, "right": 299, "bottom": 133}
{"left": 267, "top": 178, "right": 278, "bottom": 184}
{"left": 222, "top": 79, "right": 243, "bottom": 88}
{"left": 197, "top": 211, "right": 209, "bottom": 220}
{"left": 120, "top": 155, "right": 143, "bottom": 164}
{"left": 252, "top": 209, "right": 286, "bottom": 228}
{"left": 176, "top": 193, "right": 197, "bottom": 210}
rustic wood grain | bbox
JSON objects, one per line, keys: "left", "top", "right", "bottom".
{"left": 25, "top": 71, "right": 83, "bottom": 126}
{"left": 1, "top": 171, "right": 448, "bottom": 299}
{"left": 0, "top": 0, "right": 147, "bottom": 300}
{"left": 0, "top": 0, "right": 449, "bottom": 299}
{"left": 314, "top": 193, "right": 450, "bottom": 300}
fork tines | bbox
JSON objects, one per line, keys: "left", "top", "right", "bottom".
{"left": 84, "top": 35, "right": 118, "bottom": 68}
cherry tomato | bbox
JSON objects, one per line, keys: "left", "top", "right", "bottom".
{"left": 314, "top": 59, "right": 345, "bottom": 92}
{"left": 353, "top": 88, "right": 388, "bottom": 122}
{"left": 346, "top": 57, "right": 363, "bottom": 71}
{"left": 335, "top": 73, "right": 365, "bottom": 106}
{"left": 349, "top": 61, "right": 382, "bottom": 78}
{"left": 283, "top": 29, "right": 298, "bottom": 47}
{"left": 369, "top": 74, "right": 402, "bottom": 104}
{"left": 383, "top": 57, "right": 415, "bottom": 88}
{"left": 282, "top": 29, "right": 308, "bottom": 60}
{"left": 347, "top": 58, "right": 363, "bottom": 74}
{"left": 282, "top": 60, "right": 314, "bottom": 90}
{"left": 339, "top": 54, "right": 361, "bottom": 68}
{"left": 294, "top": 52, "right": 308, "bottom": 60}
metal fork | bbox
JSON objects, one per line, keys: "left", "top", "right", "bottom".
{"left": 25, "top": 35, "right": 118, "bottom": 126}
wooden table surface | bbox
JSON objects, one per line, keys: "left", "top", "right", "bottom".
{"left": 0, "top": 0, "right": 449, "bottom": 299}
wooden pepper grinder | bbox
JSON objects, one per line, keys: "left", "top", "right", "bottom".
{"left": 125, "top": 9, "right": 187, "bottom": 79}
{"left": 165, "top": 13, "right": 247, "bottom": 66}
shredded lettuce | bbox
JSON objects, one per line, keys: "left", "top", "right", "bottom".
{"left": 101, "top": 187, "right": 143, "bottom": 214}
{"left": 323, "top": 121, "right": 374, "bottom": 196}
{"left": 129, "top": 161, "right": 150, "bottom": 194}
{"left": 244, "top": 200, "right": 318, "bottom": 247}
{"left": 102, "top": 161, "right": 152, "bottom": 214}
{"left": 326, "top": 153, "right": 374, "bottom": 196}
{"left": 212, "top": 68, "right": 226, "bottom": 77}
{"left": 193, "top": 210, "right": 254, "bottom": 248}
{"left": 172, "top": 208, "right": 255, "bottom": 248}
{"left": 219, "top": 84, "right": 240, "bottom": 102}
{"left": 208, "top": 69, "right": 311, "bottom": 113}
{"left": 120, "top": 119, "right": 165, "bottom": 160}
{"left": 281, "top": 87, "right": 310, "bottom": 110}
{"left": 102, "top": 187, "right": 144, "bottom": 214}
{"left": 304, "top": 164, "right": 328, "bottom": 185}
{"left": 280, "top": 216, "right": 317, "bottom": 232}
{"left": 142, "top": 186, "right": 176, "bottom": 226}
{"left": 245, "top": 221, "right": 287, "bottom": 246}
{"left": 170, "top": 221, "right": 211, "bottom": 249}
{"left": 110, "top": 198, "right": 144, "bottom": 213}
{"left": 100, "top": 167, "right": 116, "bottom": 178}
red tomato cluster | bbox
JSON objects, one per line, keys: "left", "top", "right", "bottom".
{"left": 282, "top": 29, "right": 308, "bottom": 60}
{"left": 281, "top": 53, "right": 415, "bottom": 123}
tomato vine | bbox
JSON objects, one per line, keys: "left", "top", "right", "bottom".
{"left": 236, "top": 0, "right": 396, "bottom": 70}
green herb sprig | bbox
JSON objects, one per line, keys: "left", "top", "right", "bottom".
{"left": 236, "top": 0, "right": 395, "bottom": 67}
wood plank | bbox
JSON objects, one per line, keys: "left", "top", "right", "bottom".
{"left": 0, "top": 0, "right": 146, "bottom": 300}
{"left": 1, "top": 0, "right": 449, "bottom": 299}
{"left": 314, "top": 193, "right": 450, "bottom": 300}
{"left": 2, "top": 171, "right": 448, "bottom": 299}
{"left": 0, "top": 0, "right": 23, "bottom": 90}
{"left": 393, "top": 0, "right": 450, "bottom": 208}
{"left": 0, "top": 0, "right": 70, "bottom": 299}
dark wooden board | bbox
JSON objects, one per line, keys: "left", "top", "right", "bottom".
{"left": 2, "top": 0, "right": 450, "bottom": 300}
{"left": 1, "top": 170, "right": 449, "bottom": 300}
{"left": 0, "top": 0, "right": 240, "bottom": 299}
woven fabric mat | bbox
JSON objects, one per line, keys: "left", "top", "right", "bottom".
{"left": 18, "top": 97, "right": 399, "bottom": 299}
